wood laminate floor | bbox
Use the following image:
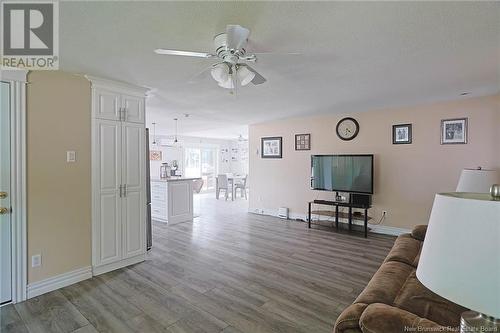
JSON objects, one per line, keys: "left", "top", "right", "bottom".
{"left": 1, "top": 194, "right": 395, "bottom": 333}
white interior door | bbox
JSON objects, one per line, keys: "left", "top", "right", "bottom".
{"left": 121, "top": 122, "right": 145, "bottom": 259}
{"left": 94, "top": 119, "right": 122, "bottom": 266}
{"left": 0, "top": 81, "right": 11, "bottom": 304}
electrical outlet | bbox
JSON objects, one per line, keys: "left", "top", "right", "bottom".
{"left": 32, "top": 254, "right": 41, "bottom": 268}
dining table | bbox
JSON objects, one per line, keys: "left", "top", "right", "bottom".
{"left": 216, "top": 174, "right": 245, "bottom": 201}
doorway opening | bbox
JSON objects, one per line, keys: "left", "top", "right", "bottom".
{"left": 0, "top": 71, "right": 27, "bottom": 305}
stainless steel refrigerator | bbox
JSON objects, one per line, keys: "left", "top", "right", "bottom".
{"left": 145, "top": 128, "right": 152, "bottom": 250}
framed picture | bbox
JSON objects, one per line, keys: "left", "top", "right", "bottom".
{"left": 261, "top": 137, "right": 282, "bottom": 158}
{"left": 441, "top": 118, "right": 468, "bottom": 144}
{"left": 392, "top": 124, "right": 412, "bottom": 144}
{"left": 295, "top": 134, "right": 311, "bottom": 150}
{"left": 150, "top": 150, "right": 162, "bottom": 161}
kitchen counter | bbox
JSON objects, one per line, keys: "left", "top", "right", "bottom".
{"left": 151, "top": 177, "right": 202, "bottom": 182}
{"left": 150, "top": 178, "right": 198, "bottom": 224}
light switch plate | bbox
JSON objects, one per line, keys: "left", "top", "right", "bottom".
{"left": 66, "top": 150, "right": 76, "bottom": 162}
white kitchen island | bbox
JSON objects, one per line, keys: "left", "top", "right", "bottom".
{"left": 151, "top": 178, "right": 201, "bottom": 224}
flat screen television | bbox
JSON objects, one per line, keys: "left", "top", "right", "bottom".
{"left": 311, "top": 154, "right": 373, "bottom": 194}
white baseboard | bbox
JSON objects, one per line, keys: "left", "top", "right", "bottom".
{"left": 92, "top": 254, "right": 145, "bottom": 276}
{"left": 249, "top": 208, "right": 411, "bottom": 236}
{"left": 27, "top": 266, "right": 92, "bottom": 299}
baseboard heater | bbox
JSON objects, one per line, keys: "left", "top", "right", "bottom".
{"left": 278, "top": 207, "right": 289, "bottom": 219}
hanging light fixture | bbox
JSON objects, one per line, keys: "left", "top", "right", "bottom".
{"left": 173, "top": 118, "right": 179, "bottom": 144}
{"left": 151, "top": 122, "right": 158, "bottom": 146}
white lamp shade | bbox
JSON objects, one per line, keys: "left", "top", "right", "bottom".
{"left": 416, "top": 193, "right": 500, "bottom": 318}
{"left": 218, "top": 76, "right": 234, "bottom": 89}
{"left": 211, "top": 64, "right": 229, "bottom": 83}
{"left": 456, "top": 169, "right": 499, "bottom": 192}
{"left": 237, "top": 66, "right": 255, "bottom": 86}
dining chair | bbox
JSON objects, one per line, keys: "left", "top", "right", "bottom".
{"left": 193, "top": 178, "right": 204, "bottom": 194}
{"left": 216, "top": 174, "right": 231, "bottom": 200}
{"left": 234, "top": 175, "right": 248, "bottom": 199}
{"left": 192, "top": 178, "right": 204, "bottom": 218}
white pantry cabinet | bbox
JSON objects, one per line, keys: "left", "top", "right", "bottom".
{"left": 88, "top": 76, "right": 148, "bottom": 276}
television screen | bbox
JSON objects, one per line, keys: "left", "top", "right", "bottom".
{"left": 311, "top": 155, "right": 373, "bottom": 194}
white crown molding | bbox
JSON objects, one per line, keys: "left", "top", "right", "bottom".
{"left": 85, "top": 75, "right": 149, "bottom": 96}
{"left": 248, "top": 208, "right": 411, "bottom": 236}
{"left": 27, "top": 266, "right": 92, "bottom": 299}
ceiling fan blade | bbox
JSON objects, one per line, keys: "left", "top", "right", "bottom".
{"left": 226, "top": 25, "right": 250, "bottom": 50}
{"left": 154, "top": 49, "right": 214, "bottom": 58}
{"left": 252, "top": 52, "right": 301, "bottom": 56}
{"left": 187, "top": 64, "right": 216, "bottom": 84}
{"left": 246, "top": 65, "right": 267, "bottom": 85}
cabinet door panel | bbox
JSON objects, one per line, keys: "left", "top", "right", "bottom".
{"left": 122, "top": 123, "right": 145, "bottom": 258}
{"left": 167, "top": 181, "right": 193, "bottom": 224}
{"left": 94, "top": 120, "right": 122, "bottom": 266}
{"left": 123, "top": 191, "right": 143, "bottom": 257}
{"left": 94, "top": 88, "right": 121, "bottom": 121}
{"left": 100, "top": 193, "right": 121, "bottom": 262}
{"left": 122, "top": 94, "right": 144, "bottom": 123}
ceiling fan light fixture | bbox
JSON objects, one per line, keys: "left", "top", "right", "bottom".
{"left": 237, "top": 66, "right": 255, "bottom": 86}
{"left": 218, "top": 76, "right": 234, "bottom": 89}
{"left": 211, "top": 63, "right": 229, "bottom": 83}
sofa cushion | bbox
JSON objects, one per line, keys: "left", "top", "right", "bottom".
{"left": 393, "top": 269, "right": 466, "bottom": 327}
{"left": 384, "top": 234, "right": 422, "bottom": 268}
{"left": 354, "top": 261, "right": 414, "bottom": 305}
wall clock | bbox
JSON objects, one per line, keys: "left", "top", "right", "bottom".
{"left": 336, "top": 117, "right": 359, "bottom": 141}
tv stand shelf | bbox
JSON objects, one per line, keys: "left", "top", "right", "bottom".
{"left": 310, "top": 210, "right": 372, "bottom": 222}
{"left": 308, "top": 199, "right": 372, "bottom": 238}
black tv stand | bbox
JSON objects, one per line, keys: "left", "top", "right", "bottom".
{"left": 307, "top": 198, "right": 372, "bottom": 238}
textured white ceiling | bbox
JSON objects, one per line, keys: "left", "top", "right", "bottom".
{"left": 59, "top": 1, "right": 500, "bottom": 139}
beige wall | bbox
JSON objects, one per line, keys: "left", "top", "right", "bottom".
{"left": 249, "top": 94, "right": 500, "bottom": 231}
{"left": 27, "top": 71, "right": 91, "bottom": 283}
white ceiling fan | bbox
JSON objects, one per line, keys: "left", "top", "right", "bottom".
{"left": 155, "top": 25, "right": 295, "bottom": 92}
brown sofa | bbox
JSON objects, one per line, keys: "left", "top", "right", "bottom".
{"left": 334, "top": 225, "right": 467, "bottom": 333}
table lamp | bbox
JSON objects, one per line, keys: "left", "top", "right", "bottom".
{"left": 456, "top": 168, "right": 498, "bottom": 193}
{"left": 416, "top": 193, "right": 500, "bottom": 332}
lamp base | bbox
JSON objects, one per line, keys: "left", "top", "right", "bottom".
{"left": 461, "top": 311, "right": 500, "bottom": 333}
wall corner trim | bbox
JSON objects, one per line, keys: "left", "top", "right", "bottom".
{"left": 27, "top": 266, "right": 92, "bottom": 299}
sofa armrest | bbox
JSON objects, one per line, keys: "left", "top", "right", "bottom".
{"left": 333, "top": 303, "right": 367, "bottom": 333}
{"left": 411, "top": 225, "right": 427, "bottom": 241}
{"left": 359, "top": 303, "right": 454, "bottom": 333}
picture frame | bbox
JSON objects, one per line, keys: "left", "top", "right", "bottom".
{"left": 295, "top": 133, "right": 311, "bottom": 150}
{"left": 150, "top": 150, "right": 162, "bottom": 161}
{"left": 441, "top": 118, "right": 468, "bottom": 144}
{"left": 392, "top": 124, "right": 412, "bottom": 144}
{"left": 261, "top": 137, "right": 282, "bottom": 158}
